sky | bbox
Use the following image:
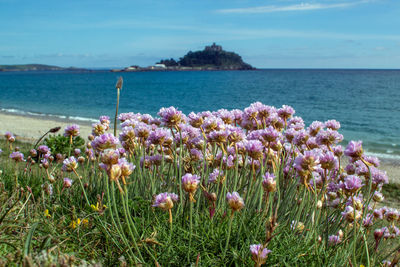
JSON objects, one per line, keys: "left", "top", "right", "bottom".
{"left": 1, "top": 0, "right": 400, "bottom": 69}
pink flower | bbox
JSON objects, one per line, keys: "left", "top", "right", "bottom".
{"left": 152, "top": 192, "right": 179, "bottom": 210}
{"left": 64, "top": 124, "right": 80, "bottom": 137}
{"left": 250, "top": 244, "right": 271, "bottom": 266}
{"left": 226, "top": 192, "right": 244, "bottom": 211}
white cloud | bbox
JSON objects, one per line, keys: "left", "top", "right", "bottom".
{"left": 216, "top": 1, "right": 371, "bottom": 14}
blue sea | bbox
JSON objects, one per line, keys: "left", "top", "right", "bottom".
{"left": 0, "top": 69, "right": 399, "bottom": 159}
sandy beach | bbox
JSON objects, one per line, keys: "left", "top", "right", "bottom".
{"left": 0, "top": 112, "right": 93, "bottom": 142}
{"left": 1, "top": 112, "right": 399, "bottom": 184}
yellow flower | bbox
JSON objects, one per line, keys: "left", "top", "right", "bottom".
{"left": 69, "top": 220, "right": 77, "bottom": 229}
{"left": 91, "top": 204, "right": 99, "bottom": 211}
{"left": 44, "top": 209, "right": 51, "bottom": 218}
{"left": 69, "top": 218, "right": 89, "bottom": 229}
{"left": 91, "top": 202, "right": 107, "bottom": 212}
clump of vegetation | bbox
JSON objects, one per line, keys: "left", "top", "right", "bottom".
{"left": 1, "top": 99, "right": 399, "bottom": 266}
{"left": 44, "top": 134, "right": 85, "bottom": 156}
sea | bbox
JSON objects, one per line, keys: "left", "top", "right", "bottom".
{"left": 0, "top": 69, "right": 399, "bottom": 159}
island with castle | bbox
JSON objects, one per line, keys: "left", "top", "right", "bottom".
{"left": 112, "top": 43, "right": 255, "bottom": 72}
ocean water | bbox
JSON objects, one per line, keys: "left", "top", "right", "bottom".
{"left": 0, "top": 69, "right": 399, "bottom": 158}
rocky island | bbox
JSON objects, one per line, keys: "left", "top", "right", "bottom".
{"left": 112, "top": 43, "right": 255, "bottom": 72}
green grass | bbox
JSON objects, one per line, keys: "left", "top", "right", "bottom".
{"left": 0, "top": 135, "right": 399, "bottom": 266}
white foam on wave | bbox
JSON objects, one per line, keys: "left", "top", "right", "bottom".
{"left": 1, "top": 107, "right": 97, "bottom": 123}
{"left": 364, "top": 151, "right": 400, "bottom": 160}
{"left": 69, "top": 116, "right": 98, "bottom": 123}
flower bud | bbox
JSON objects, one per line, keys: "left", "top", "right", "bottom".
{"left": 109, "top": 164, "right": 121, "bottom": 181}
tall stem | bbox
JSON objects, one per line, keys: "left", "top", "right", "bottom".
{"left": 223, "top": 211, "right": 234, "bottom": 259}
{"left": 114, "top": 88, "right": 120, "bottom": 137}
{"left": 187, "top": 200, "right": 193, "bottom": 263}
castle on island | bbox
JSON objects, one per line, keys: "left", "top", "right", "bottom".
{"left": 205, "top": 43, "right": 223, "bottom": 52}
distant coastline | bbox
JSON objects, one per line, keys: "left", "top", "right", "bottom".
{"left": 0, "top": 64, "right": 90, "bottom": 72}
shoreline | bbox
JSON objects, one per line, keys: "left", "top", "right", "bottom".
{"left": 0, "top": 112, "right": 94, "bottom": 142}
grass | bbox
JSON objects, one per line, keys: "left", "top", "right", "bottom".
{"left": 1, "top": 104, "right": 400, "bottom": 266}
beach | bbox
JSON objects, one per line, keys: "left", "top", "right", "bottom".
{"left": 1, "top": 111, "right": 399, "bottom": 184}
{"left": 0, "top": 112, "right": 93, "bottom": 142}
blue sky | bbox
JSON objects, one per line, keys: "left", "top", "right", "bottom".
{"left": 1, "top": 0, "right": 400, "bottom": 68}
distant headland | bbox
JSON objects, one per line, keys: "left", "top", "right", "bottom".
{"left": 0, "top": 64, "right": 88, "bottom": 72}
{"left": 112, "top": 43, "right": 255, "bottom": 72}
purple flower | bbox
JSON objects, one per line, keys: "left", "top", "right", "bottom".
{"left": 63, "top": 178, "right": 73, "bottom": 188}
{"left": 284, "top": 128, "right": 297, "bottom": 142}
{"left": 344, "top": 141, "right": 363, "bottom": 158}
{"left": 134, "top": 122, "right": 151, "bottom": 139}
{"left": 149, "top": 155, "right": 163, "bottom": 166}
{"left": 148, "top": 128, "right": 170, "bottom": 145}
{"left": 343, "top": 175, "right": 363, "bottom": 193}
{"left": 245, "top": 140, "right": 264, "bottom": 159}
{"left": 325, "top": 120, "right": 341, "bottom": 130}
{"left": 158, "top": 106, "right": 184, "bottom": 128}
{"left": 262, "top": 172, "right": 276, "bottom": 192}
{"left": 99, "top": 115, "right": 110, "bottom": 125}
{"left": 189, "top": 148, "right": 203, "bottom": 161}
{"left": 371, "top": 168, "right": 388, "bottom": 186}
{"left": 277, "top": 105, "right": 295, "bottom": 120}
{"left": 216, "top": 109, "right": 235, "bottom": 124}
{"left": 37, "top": 145, "right": 50, "bottom": 154}
{"left": 341, "top": 205, "right": 362, "bottom": 222}
{"left": 152, "top": 192, "right": 179, "bottom": 210}
{"left": 287, "top": 116, "right": 305, "bottom": 130}
{"left": 140, "top": 114, "right": 154, "bottom": 124}
{"left": 202, "top": 116, "right": 224, "bottom": 133}
{"left": 188, "top": 112, "right": 204, "bottom": 128}
{"left": 385, "top": 208, "right": 400, "bottom": 222}
{"left": 62, "top": 156, "right": 78, "bottom": 172}
{"left": 74, "top": 148, "right": 81, "bottom": 156}
{"left": 226, "top": 126, "right": 245, "bottom": 143}
{"left": 231, "top": 109, "right": 244, "bottom": 123}
{"left": 226, "top": 192, "right": 244, "bottom": 211}
{"left": 373, "top": 191, "right": 384, "bottom": 202}
{"left": 308, "top": 121, "right": 324, "bottom": 136}
{"left": 92, "top": 133, "right": 119, "bottom": 152}
{"left": 294, "top": 150, "right": 320, "bottom": 173}
{"left": 363, "top": 156, "right": 380, "bottom": 167}
{"left": 328, "top": 235, "right": 341, "bottom": 246}
{"left": 316, "top": 129, "right": 343, "bottom": 146}
{"left": 333, "top": 145, "right": 344, "bottom": 157}
{"left": 182, "top": 173, "right": 200, "bottom": 194}
{"left": 293, "top": 130, "right": 309, "bottom": 146}
{"left": 118, "top": 158, "right": 135, "bottom": 177}
{"left": 208, "top": 130, "right": 228, "bottom": 143}
{"left": 250, "top": 244, "right": 271, "bottom": 265}
{"left": 208, "top": 169, "right": 223, "bottom": 184}
{"left": 319, "top": 151, "right": 338, "bottom": 170}
{"left": 373, "top": 208, "right": 385, "bottom": 219}
{"left": 118, "top": 112, "right": 136, "bottom": 122}
{"left": 64, "top": 124, "right": 80, "bottom": 137}
{"left": 5, "top": 132, "right": 15, "bottom": 142}
{"left": 9, "top": 151, "right": 25, "bottom": 162}
{"left": 92, "top": 122, "right": 106, "bottom": 136}
{"left": 363, "top": 214, "right": 374, "bottom": 227}
{"left": 262, "top": 126, "right": 281, "bottom": 143}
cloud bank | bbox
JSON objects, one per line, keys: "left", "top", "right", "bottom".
{"left": 216, "top": 1, "right": 371, "bottom": 14}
